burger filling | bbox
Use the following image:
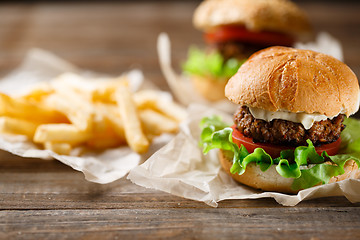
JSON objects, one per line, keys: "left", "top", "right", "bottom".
{"left": 216, "top": 41, "right": 265, "bottom": 61}
{"left": 234, "top": 106, "right": 345, "bottom": 146}
{"left": 200, "top": 114, "right": 360, "bottom": 191}
{"left": 184, "top": 26, "right": 296, "bottom": 80}
{"left": 206, "top": 26, "right": 295, "bottom": 60}
{"left": 182, "top": 47, "right": 244, "bottom": 80}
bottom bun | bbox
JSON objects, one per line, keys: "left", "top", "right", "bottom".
{"left": 219, "top": 149, "right": 360, "bottom": 194}
{"left": 190, "top": 75, "right": 227, "bottom": 102}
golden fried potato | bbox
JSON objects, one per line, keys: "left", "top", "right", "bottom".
{"left": 115, "top": 86, "right": 149, "bottom": 154}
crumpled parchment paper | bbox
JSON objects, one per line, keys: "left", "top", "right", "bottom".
{"left": 128, "top": 104, "right": 360, "bottom": 207}
{"left": 0, "top": 49, "right": 173, "bottom": 184}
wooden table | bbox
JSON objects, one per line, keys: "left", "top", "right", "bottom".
{"left": 1, "top": 2, "right": 360, "bottom": 239}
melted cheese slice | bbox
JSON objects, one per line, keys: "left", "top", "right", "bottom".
{"left": 248, "top": 107, "right": 344, "bottom": 130}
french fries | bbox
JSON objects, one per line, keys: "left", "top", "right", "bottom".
{"left": 34, "top": 124, "right": 91, "bottom": 145}
{"left": 139, "top": 109, "right": 178, "bottom": 136}
{"left": 133, "top": 90, "right": 188, "bottom": 122}
{"left": 0, "top": 72, "right": 187, "bottom": 156}
{"left": 115, "top": 86, "right": 149, "bottom": 154}
{"left": 0, "top": 93, "right": 68, "bottom": 124}
{"left": 94, "top": 103, "right": 125, "bottom": 140}
{"left": 91, "top": 77, "right": 129, "bottom": 103}
{"left": 0, "top": 116, "right": 38, "bottom": 138}
{"left": 44, "top": 142, "right": 72, "bottom": 155}
{"left": 19, "top": 83, "right": 54, "bottom": 102}
{"left": 44, "top": 92, "right": 94, "bottom": 131}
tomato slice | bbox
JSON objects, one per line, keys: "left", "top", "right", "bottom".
{"left": 205, "top": 26, "right": 295, "bottom": 47}
{"left": 231, "top": 125, "right": 341, "bottom": 158}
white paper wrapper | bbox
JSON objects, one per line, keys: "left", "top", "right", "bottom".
{"left": 0, "top": 49, "right": 173, "bottom": 184}
{"left": 157, "top": 32, "right": 344, "bottom": 113}
{"left": 128, "top": 104, "right": 360, "bottom": 207}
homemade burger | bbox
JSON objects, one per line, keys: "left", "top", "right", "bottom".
{"left": 183, "top": 0, "right": 312, "bottom": 101}
{"left": 200, "top": 46, "right": 360, "bottom": 193}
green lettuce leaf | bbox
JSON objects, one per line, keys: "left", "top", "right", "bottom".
{"left": 199, "top": 115, "right": 360, "bottom": 192}
{"left": 199, "top": 116, "right": 234, "bottom": 153}
{"left": 340, "top": 117, "right": 360, "bottom": 153}
{"left": 182, "top": 47, "right": 245, "bottom": 80}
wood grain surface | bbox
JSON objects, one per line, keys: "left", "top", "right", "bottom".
{"left": 1, "top": 2, "right": 360, "bottom": 239}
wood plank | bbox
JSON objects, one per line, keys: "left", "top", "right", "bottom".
{"left": 1, "top": 150, "right": 360, "bottom": 210}
{"left": 1, "top": 191, "right": 360, "bottom": 210}
{"left": 1, "top": 207, "right": 360, "bottom": 239}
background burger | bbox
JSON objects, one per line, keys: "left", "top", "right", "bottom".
{"left": 183, "top": 0, "right": 312, "bottom": 101}
{"left": 200, "top": 46, "right": 360, "bottom": 193}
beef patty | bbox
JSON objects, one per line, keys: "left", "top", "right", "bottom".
{"left": 215, "top": 41, "right": 286, "bottom": 61}
{"left": 234, "top": 106, "right": 345, "bottom": 146}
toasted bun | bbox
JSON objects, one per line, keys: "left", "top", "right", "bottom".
{"left": 225, "top": 46, "right": 360, "bottom": 117}
{"left": 190, "top": 75, "right": 227, "bottom": 101}
{"left": 219, "top": 149, "right": 296, "bottom": 193}
{"left": 219, "top": 149, "right": 360, "bottom": 193}
{"left": 193, "top": 0, "right": 311, "bottom": 38}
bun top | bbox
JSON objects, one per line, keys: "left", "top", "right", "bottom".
{"left": 225, "top": 47, "right": 360, "bottom": 117}
{"left": 193, "top": 0, "right": 311, "bottom": 38}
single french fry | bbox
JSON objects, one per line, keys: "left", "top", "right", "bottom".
{"left": 34, "top": 124, "right": 91, "bottom": 145}
{"left": 139, "top": 109, "right": 179, "bottom": 136}
{"left": 0, "top": 93, "right": 68, "bottom": 124}
{"left": 44, "top": 142, "right": 72, "bottom": 155}
{"left": 0, "top": 116, "right": 38, "bottom": 138}
{"left": 115, "top": 86, "right": 149, "bottom": 154}
{"left": 133, "top": 90, "right": 187, "bottom": 122}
